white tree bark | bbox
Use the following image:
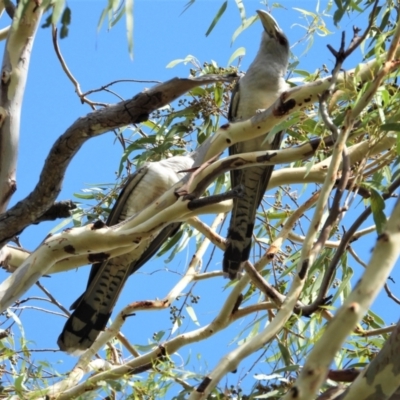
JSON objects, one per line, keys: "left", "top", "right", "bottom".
{"left": 0, "top": 0, "right": 42, "bottom": 212}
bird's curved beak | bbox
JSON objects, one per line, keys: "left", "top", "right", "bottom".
{"left": 256, "top": 9, "right": 283, "bottom": 41}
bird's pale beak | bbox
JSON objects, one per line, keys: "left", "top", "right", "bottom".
{"left": 256, "top": 9, "right": 283, "bottom": 40}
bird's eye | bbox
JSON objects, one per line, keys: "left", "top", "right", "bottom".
{"left": 278, "top": 34, "right": 288, "bottom": 48}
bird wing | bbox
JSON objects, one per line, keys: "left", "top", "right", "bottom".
{"left": 73, "top": 170, "right": 180, "bottom": 299}
{"left": 58, "top": 159, "right": 190, "bottom": 354}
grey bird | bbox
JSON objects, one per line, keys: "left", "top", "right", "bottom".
{"left": 223, "top": 10, "right": 289, "bottom": 279}
{"left": 58, "top": 155, "right": 194, "bottom": 354}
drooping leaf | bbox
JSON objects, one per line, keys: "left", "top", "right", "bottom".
{"left": 125, "top": 0, "right": 134, "bottom": 58}
{"left": 231, "top": 15, "right": 258, "bottom": 45}
{"left": 227, "top": 47, "right": 246, "bottom": 66}
{"left": 205, "top": 1, "right": 228, "bottom": 37}
{"left": 59, "top": 6, "right": 71, "bottom": 38}
{"left": 166, "top": 55, "right": 197, "bottom": 68}
{"left": 370, "top": 189, "right": 387, "bottom": 234}
{"left": 181, "top": 0, "right": 196, "bottom": 14}
{"left": 381, "top": 123, "right": 400, "bottom": 132}
{"left": 186, "top": 305, "right": 200, "bottom": 326}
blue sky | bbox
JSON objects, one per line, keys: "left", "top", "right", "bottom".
{"left": 0, "top": 0, "right": 397, "bottom": 396}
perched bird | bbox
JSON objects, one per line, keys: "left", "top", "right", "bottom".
{"left": 223, "top": 10, "right": 289, "bottom": 279}
{"left": 58, "top": 155, "right": 194, "bottom": 354}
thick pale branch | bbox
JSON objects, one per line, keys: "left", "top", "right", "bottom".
{"left": 287, "top": 197, "right": 400, "bottom": 399}
{"left": 0, "top": 1, "right": 43, "bottom": 212}
{"left": 188, "top": 217, "right": 226, "bottom": 250}
{"left": 0, "top": 132, "right": 393, "bottom": 305}
{"left": 29, "top": 179, "right": 328, "bottom": 399}
{"left": 0, "top": 26, "right": 10, "bottom": 41}
{"left": 37, "top": 215, "right": 227, "bottom": 397}
{"left": 341, "top": 320, "right": 400, "bottom": 399}
{"left": 3, "top": 45, "right": 393, "bottom": 249}
{"left": 0, "top": 245, "right": 30, "bottom": 272}
{"left": 288, "top": 224, "right": 376, "bottom": 249}
{"left": 187, "top": 196, "right": 337, "bottom": 397}
{"left": 0, "top": 44, "right": 395, "bottom": 257}
{"left": 179, "top": 136, "right": 335, "bottom": 200}
{"left": 269, "top": 134, "right": 395, "bottom": 188}
{"left": 0, "top": 74, "right": 236, "bottom": 247}
{"left": 188, "top": 109, "right": 352, "bottom": 399}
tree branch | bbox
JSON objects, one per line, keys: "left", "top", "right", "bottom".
{"left": 0, "top": 1, "right": 43, "bottom": 212}
{"left": 0, "top": 73, "right": 236, "bottom": 248}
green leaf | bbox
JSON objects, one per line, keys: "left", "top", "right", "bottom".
{"left": 367, "top": 309, "right": 385, "bottom": 328}
{"left": 205, "top": 1, "right": 228, "bottom": 37}
{"left": 165, "top": 229, "right": 190, "bottom": 263}
{"left": 214, "top": 84, "right": 223, "bottom": 107}
{"left": 370, "top": 189, "right": 386, "bottom": 234}
{"left": 153, "top": 330, "right": 166, "bottom": 342}
{"left": 278, "top": 342, "right": 292, "bottom": 367}
{"left": 396, "top": 132, "right": 400, "bottom": 155}
{"left": 293, "top": 69, "right": 311, "bottom": 77}
{"left": 73, "top": 193, "right": 96, "bottom": 200}
{"left": 166, "top": 55, "right": 197, "bottom": 68}
{"left": 231, "top": 15, "right": 258, "bottom": 44}
{"left": 49, "top": 217, "right": 72, "bottom": 234}
{"left": 157, "top": 228, "right": 184, "bottom": 258}
{"left": 109, "top": 5, "right": 125, "bottom": 28}
{"left": 98, "top": 0, "right": 121, "bottom": 31}
{"left": 181, "top": 0, "right": 196, "bottom": 14}
{"left": 380, "top": 123, "right": 400, "bottom": 133}
{"left": 293, "top": 7, "right": 317, "bottom": 18}
{"left": 265, "top": 113, "right": 301, "bottom": 144}
{"left": 98, "top": 6, "right": 108, "bottom": 30}
{"left": 60, "top": 6, "right": 71, "bottom": 39}
{"left": 227, "top": 47, "right": 245, "bottom": 66}
{"left": 125, "top": 0, "right": 134, "bottom": 58}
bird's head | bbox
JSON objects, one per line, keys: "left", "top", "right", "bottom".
{"left": 256, "top": 10, "right": 289, "bottom": 72}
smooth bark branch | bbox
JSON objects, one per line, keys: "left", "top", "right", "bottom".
{"left": 287, "top": 197, "right": 400, "bottom": 400}
{"left": 0, "top": 244, "right": 30, "bottom": 272}
{"left": 0, "top": 46, "right": 397, "bottom": 250}
{"left": 300, "top": 175, "right": 400, "bottom": 317}
{"left": 1, "top": 130, "right": 393, "bottom": 275}
{"left": 0, "top": 26, "right": 10, "bottom": 41}
{"left": 283, "top": 23, "right": 400, "bottom": 399}
{"left": 0, "top": 1, "right": 42, "bottom": 213}
{"left": 0, "top": 133, "right": 393, "bottom": 306}
{"left": 0, "top": 73, "right": 236, "bottom": 248}
{"left": 178, "top": 136, "right": 335, "bottom": 200}
{"left": 187, "top": 112, "right": 351, "bottom": 400}
{"left": 31, "top": 214, "right": 247, "bottom": 398}
{"left": 0, "top": 38, "right": 398, "bottom": 399}
{"left": 269, "top": 134, "right": 395, "bottom": 188}
{"left": 340, "top": 318, "right": 400, "bottom": 400}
